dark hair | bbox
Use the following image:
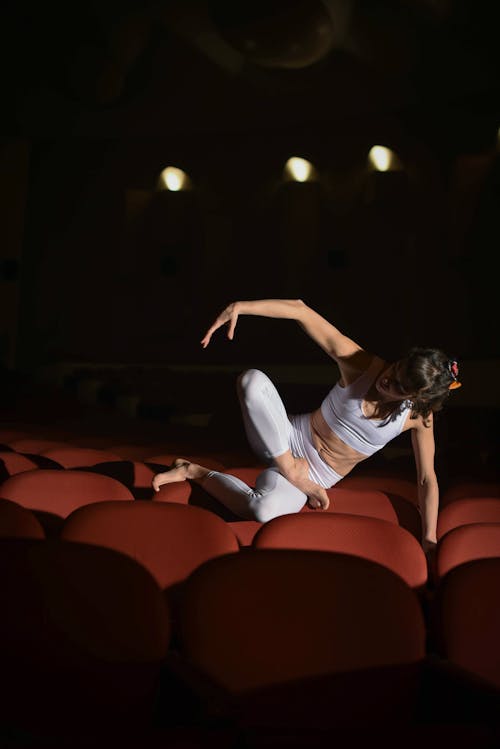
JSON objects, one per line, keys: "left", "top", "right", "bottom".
{"left": 399, "top": 347, "right": 458, "bottom": 422}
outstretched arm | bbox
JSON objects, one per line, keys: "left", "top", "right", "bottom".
{"left": 201, "top": 299, "right": 363, "bottom": 364}
{"left": 411, "top": 419, "right": 439, "bottom": 552}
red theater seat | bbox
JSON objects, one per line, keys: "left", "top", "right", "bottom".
{"left": 228, "top": 520, "right": 262, "bottom": 547}
{"left": 0, "top": 469, "right": 134, "bottom": 519}
{"left": 41, "top": 446, "right": 123, "bottom": 467}
{"left": 8, "top": 438, "right": 68, "bottom": 454}
{"left": 434, "top": 558, "right": 500, "bottom": 690}
{"left": 225, "top": 469, "right": 422, "bottom": 538}
{"left": 435, "top": 523, "right": 500, "bottom": 580}
{"left": 437, "top": 498, "right": 500, "bottom": 540}
{"left": 253, "top": 513, "right": 427, "bottom": 589}
{"left": 61, "top": 501, "right": 239, "bottom": 591}
{"left": 0, "top": 498, "right": 45, "bottom": 539}
{"left": 176, "top": 550, "right": 425, "bottom": 728}
{"left": 84, "top": 460, "right": 157, "bottom": 500}
{"left": 0, "top": 538, "right": 170, "bottom": 739}
{"left": 335, "top": 475, "right": 418, "bottom": 506}
{"left": 0, "top": 451, "right": 45, "bottom": 480}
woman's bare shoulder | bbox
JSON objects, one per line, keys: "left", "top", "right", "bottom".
{"left": 337, "top": 351, "right": 383, "bottom": 386}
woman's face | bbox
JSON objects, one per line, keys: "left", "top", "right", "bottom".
{"left": 375, "top": 361, "right": 414, "bottom": 402}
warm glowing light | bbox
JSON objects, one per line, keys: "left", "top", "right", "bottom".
{"left": 160, "top": 166, "right": 188, "bottom": 191}
{"left": 368, "top": 145, "right": 395, "bottom": 172}
{"left": 285, "top": 156, "right": 314, "bottom": 182}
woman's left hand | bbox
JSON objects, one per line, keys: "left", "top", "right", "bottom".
{"left": 201, "top": 302, "right": 240, "bottom": 348}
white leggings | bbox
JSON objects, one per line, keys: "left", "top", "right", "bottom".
{"left": 200, "top": 369, "right": 342, "bottom": 523}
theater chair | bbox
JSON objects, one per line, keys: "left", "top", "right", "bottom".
{"left": 423, "top": 558, "right": 500, "bottom": 731}
{"left": 0, "top": 451, "right": 60, "bottom": 483}
{"left": 433, "top": 558, "right": 500, "bottom": 691}
{"left": 61, "top": 501, "right": 239, "bottom": 620}
{"left": 0, "top": 469, "right": 134, "bottom": 535}
{"left": 40, "top": 445, "right": 123, "bottom": 468}
{"left": 0, "top": 498, "right": 45, "bottom": 539}
{"left": 435, "top": 523, "right": 500, "bottom": 581}
{"left": 84, "top": 460, "right": 158, "bottom": 500}
{"left": 437, "top": 498, "right": 500, "bottom": 540}
{"left": 0, "top": 538, "right": 170, "bottom": 742}
{"left": 172, "top": 549, "right": 425, "bottom": 741}
{"left": 7, "top": 438, "right": 68, "bottom": 453}
{"left": 253, "top": 513, "right": 427, "bottom": 590}
{"left": 336, "top": 474, "right": 418, "bottom": 506}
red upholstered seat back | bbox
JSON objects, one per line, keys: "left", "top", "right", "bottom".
{"left": 437, "top": 497, "right": 500, "bottom": 540}
{"left": 61, "top": 501, "right": 239, "bottom": 589}
{"left": 0, "top": 538, "right": 170, "bottom": 734}
{"left": 336, "top": 475, "right": 418, "bottom": 505}
{"left": 41, "top": 446, "right": 123, "bottom": 467}
{"left": 253, "top": 513, "right": 427, "bottom": 589}
{"left": 0, "top": 451, "right": 43, "bottom": 478}
{"left": 179, "top": 549, "right": 425, "bottom": 693}
{"left": 0, "top": 498, "right": 45, "bottom": 539}
{"left": 7, "top": 439, "right": 67, "bottom": 453}
{"left": 0, "top": 469, "right": 134, "bottom": 518}
{"left": 434, "top": 558, "right": 500, "bottom": 689}
{"left": 436, "top": 522, "right": 500, "bottom": 580}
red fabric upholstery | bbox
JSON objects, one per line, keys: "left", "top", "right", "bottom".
{"left": 61, "top": 501, "right": 239, "bottom": 590}
{"left": 0, "top": 498, "right": 45, "bottom": 539}
{"left": 8, "top": 438, "right": 68, "bottom": 453}
{"left": 0, "top": 469, "right": 134, "bottom": 518}
{"left": 41, "top": 446, "right": 123, "bottom": 467}
{"left": 309, "top": 487, "right": 400, "bottom": 522}
{"left": 228, "top": 520, "right": 263, "bottom": 547}
{"left": 179, "top": 549, "right": 425, "bottom": 693}
{"left": 109, "top": 444, "right": 166, "bottom": 461}
{"left": 84, "top": 460, "right": 157, "bottom": 500}
{"left": 0, "top": 451, "right": 42, "bottom": 478}
{"left": 441, "top": 481, "right": 500, "bottom": 508}
{"left": 434, "top": 558, "right": 500, "bottom": 689}
{"left": 253, "top": 513, "right": 427, "bottom": 589}
{"left": 437, "top": 498, "right": 500, "bottom": 540}
{"left": 0, "top": 538, "right": 170, "bottom": 736}
{"left": 335, "top": 475, "right": 418, "bottom": 506}
{"left": 435, "top": 523, "right": 500, "bottom": 580}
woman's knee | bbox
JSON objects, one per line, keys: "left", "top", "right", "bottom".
{"left": 251, "top": 469, "right": 306, "bottom": 523}
{"left": 237, "top": 368, "right": 267, "bottom": 399}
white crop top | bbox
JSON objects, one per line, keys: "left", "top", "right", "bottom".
{"left": 319, "top": 356, "right": 413, "bottom": 457}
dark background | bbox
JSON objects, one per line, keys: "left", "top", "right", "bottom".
{"left": 1, "top": 0, "right": 499, "bottom": 425}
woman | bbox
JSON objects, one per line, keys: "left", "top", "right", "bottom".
{"left": 152, "top": 299, "right": 461, "bottom": 551}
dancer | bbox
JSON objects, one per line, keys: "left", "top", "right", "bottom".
{"left": 152, "top": 299, "right": 461, "bottom": 551}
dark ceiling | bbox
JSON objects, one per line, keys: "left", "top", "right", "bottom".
{"left": 2, "top": 0, "right": 500, "bottom": 153}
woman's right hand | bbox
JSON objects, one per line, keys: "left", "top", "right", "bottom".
{"left": 201, "top": 302, "right": 240, "bottom": 348}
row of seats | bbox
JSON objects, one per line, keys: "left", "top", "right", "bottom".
{"left": 0, "top": 427, "right": 499, "bottom": 745}
{"left": 1, "top": 480, "right": 500, "bottom": 586}
{"left": 0, "top": 535, "right": 498, "bottom": 743}
{"left": 1, "top": 434, "right": 498, "bottom": 502}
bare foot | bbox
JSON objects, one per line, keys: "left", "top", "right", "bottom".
{"left": 280, "top": 457, "right": 330, "bottom": 511}
{"left": 151, "top": 459, "right": 208, "bottom": 492}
